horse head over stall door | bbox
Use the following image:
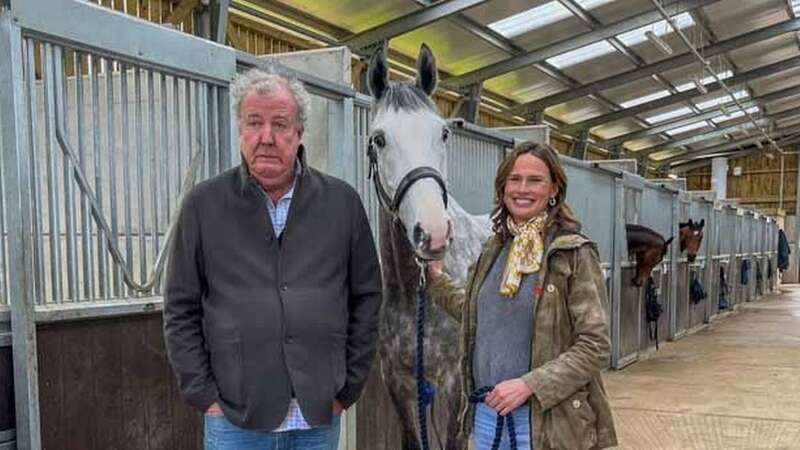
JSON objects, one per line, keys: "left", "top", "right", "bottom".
{"left": 679, "top": 219, "right": 705, "bottom": 262}
{"left": 626, "top": 224, "right": 674, "bottom": 287}
{"left": 366, "top": 43, "right": 491, "bottom": 450}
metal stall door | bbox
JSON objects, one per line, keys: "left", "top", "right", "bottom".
{"left": 445, "top": 121, "right": 511, "bottom": 214}
{"left": 563, "top": 159, "right": 617, "bottom": 369}
{"left": 615, "top": 173, "right": 643, "bottom": 368}
{"left": 674, "top": 194, "right": 692, "bottom": 337}
{"left": 708, "top": 205, "right": 722, "bottom": 320}
{"left": 730, "top": 209, "right": 744, "bottom": 308}
{"left": 2, "top": 0, "right": 238, "bottom": 447}
{"left": 688, "top": 198, "right": 713, "bottom": 328}
{"left": 740, "top": 212, "right": 754, "bottom": 303}
{"left": 717, "top": 206, "right": 737, "bottom": 313}
{"left": 639, "top": 183, "right": 676, "bottom": 347}
{"left": 753, "top": 216, "right": 764, "bottom": 299}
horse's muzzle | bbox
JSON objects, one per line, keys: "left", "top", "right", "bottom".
{"left": 413, "top": 221, "right": 453, "bottom": 261}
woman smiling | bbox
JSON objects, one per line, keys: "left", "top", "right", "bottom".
{"left": 427, "top": 142, "right": 617, "bottom": 450}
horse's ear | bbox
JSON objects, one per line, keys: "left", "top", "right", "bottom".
{"left": 367, "top": 44, "right": 389, "bottom": 101}
{"left": 687, "top": 218, "right": 694, "bottom": 227}
{"left": 416, "top": 43, "right": 438, "bottom": 96}
{"left": 699, "top": 219, "right": 705, "bottom": 229}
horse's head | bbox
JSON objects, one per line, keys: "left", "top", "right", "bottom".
{"left": 679, "top": 219, "right": 705, "bottom": 262}
{"left": 366, "top": 43, "right": 453, "bottom": 261}
{"left": 633, "top": 235, "right": 673, "bottom": 286}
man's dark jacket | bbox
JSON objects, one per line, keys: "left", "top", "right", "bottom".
{"left": 163, "top": 153, "right": 383, "bottom": 430}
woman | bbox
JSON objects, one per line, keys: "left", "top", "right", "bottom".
{"left": 427, "top": 142, "right": 617, "bottom": 450}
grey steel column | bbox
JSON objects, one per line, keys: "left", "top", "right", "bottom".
{"left": 0, "top": 16, "right": 42, "bottom": 450}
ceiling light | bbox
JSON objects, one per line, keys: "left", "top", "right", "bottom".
{"left": 755, "top": 140, "right": 764, "bottom": 149}
{"left": 645, "top": 30, "right": 673, "bottom": 55}
{"left": 765, "top": 151, "right": 775, "bottom": 160}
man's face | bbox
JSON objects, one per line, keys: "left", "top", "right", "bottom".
{"left": 238, "top": 85, "right": 303, "bottom": 187}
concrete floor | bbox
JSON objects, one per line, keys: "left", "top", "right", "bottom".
{"left": 604, "top": 285, "right": 800, "bottom": 450}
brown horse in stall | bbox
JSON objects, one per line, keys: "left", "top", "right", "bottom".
{"left": 679, "top": 219, "right": 705, "bottom": 262}
{"left": 626, "top": 224, "right": 674, "bottom": 286}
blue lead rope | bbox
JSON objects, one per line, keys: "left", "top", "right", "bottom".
{"left": 416, "top": 267, "right": 436, "bottom": 450}
{"left": 469, "top": 386, "right": 518, "bottom": 450}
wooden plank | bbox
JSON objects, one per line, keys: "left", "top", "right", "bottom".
{"left": 121, "top": 317, "right": 148, "bottom": 450}
{"left": 61, "top": 323, "right": 95, "bottom": 450}
{"left": 164, "top": 0, "right": 200, "bottom": 26}
{"left": 91, "top": 317, "right": 122, "bottom": 450}
{"left": 0, "top": 348, "right": 14, "bottom": 431}
{"left": 144, "top": 316, "right": 172, "bottom": 450}
{"left": 36, "top": 325, "right": 63, "bottom": 449}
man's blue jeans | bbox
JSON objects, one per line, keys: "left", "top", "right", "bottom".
{"left": 473, "top": 402, "right": 532, "bottom": 450}
{"left": 204, "top": 413, "right": 340, "bottom": 450}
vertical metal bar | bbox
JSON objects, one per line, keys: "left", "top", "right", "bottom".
{"left": 25, "top": 39, "right": 45, "bottom": 304}
{"left": 135, "top": 67, "right": 146, "bottom": 287}
{"left": 611, "top": 178, "right": 624, "bottom": 369}
{"left": 43, "top": 43, "right": 63, "bottom": 303}
{"left": 161, "top": 73, "right": 170, "bottom": 228}
{"left": 75, "top": 51, "right": 93, "bottom": 300}
{"left": 148, "top": 70, "right": 159, "bottom": 268}
{"left": 173, "top": 76, "right": 181, "bottom": 215}
{"left": 1, "top": 16, "right": 42, "bottom": 449}
{"left": 199, "top": 82, "right": 209, "bottom": 179}
{"left": 219, "top": 85, "right": 232, "bottom": 171}
{"left": 207, "top": 84, "right": 219, "bottom": 175}
{"left": 669, "top": 194, "right": 679, "bottom": 339}
{"left": 184, "top": 78, "right": 192, "bottom": 192}
{"left": 106, "top": 57, "right": 122, "bottom": 297}
{"left": 121, "top": 64, "right": 133, "bottom": 297}
{"left": 91, "top": 55, "right": 107, "bottom": 298}
{"left": 56, "top": 46, "right": 77, "bottom": 302}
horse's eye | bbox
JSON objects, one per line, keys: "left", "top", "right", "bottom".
{"left": 373, "top": 135, "right": 386, "bottom": 148}
{"left": 442, "top": 128, "right": 450, "bottom": 143}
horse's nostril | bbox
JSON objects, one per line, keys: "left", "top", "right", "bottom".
{"left": 413, "top": 223, "right": 430, "bottom": 248}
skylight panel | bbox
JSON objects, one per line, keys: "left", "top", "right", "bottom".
{"left": 645, "top": 106, "right": 693, "bottom": 124}
{"left": 791, "top": 1, "right": 800, "bottom": 16}
{"left": 546, "top": 40, "right": 617, "bottom": 68}
{"left": 676, "top": 70, "right": 733, "bottom": 92}
{"left": 696, "top": 90, "right": 749, "bottom": 110}
{"left": 620, "top": 89, "right": 670, "bottom": 108}
{"left": 488, "top": 0, "right": 615, "bottom": 38}
{"left": 488, "top": 2, "right": 572, "bottom": 38}
{"left": 711, "top": 106, "right": 760, "bottom": 123}
{"left": 616, "top": 12, "right": 695, "bottom": 47}
{"left": 665, "top": 121, "right": 710, "bottom": 136}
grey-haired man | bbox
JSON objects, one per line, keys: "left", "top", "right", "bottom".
{"left": 164, "top": 68, "right": 382, "bottom": 449}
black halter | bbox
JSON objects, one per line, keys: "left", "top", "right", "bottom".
{"left": 367, "top": 139, "right": 448, "bottom": 216}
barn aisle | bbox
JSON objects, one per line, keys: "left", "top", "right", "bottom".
{"left": 604, "top": 285, "right": 800, "bottom": 449}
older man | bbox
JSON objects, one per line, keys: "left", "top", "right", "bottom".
{"left": 164, "top": 68, "right": 382, "bottom": 450}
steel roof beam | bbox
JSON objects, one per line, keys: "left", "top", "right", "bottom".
{"left": 562, "top": 54, "right": 800, "bottom": 133}
{"left": 656, "top": 122, "right": 800, "bottom": 164}
{"left": 513, "top": 18, "right": 800, "bottom": 114}
{"left": 603, "top": 82, "right": 800, "bottom": 146}
{"left": 340, "top": 0, "right": 490, "bottom": 53}
{"left": 440, "top": 0, "right": 721, "bottom": 89}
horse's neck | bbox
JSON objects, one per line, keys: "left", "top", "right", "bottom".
{"left": 442, "top": 195, "right": 492, "bottom": 286}
{"left": 379, "top": 210, "right": 421, "bottom": 304}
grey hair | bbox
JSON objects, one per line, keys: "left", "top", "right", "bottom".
{"left": 230, "top": 68, "right": 312, "bottom": 129}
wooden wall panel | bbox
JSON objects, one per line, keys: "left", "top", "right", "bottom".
{"left": 685, "top": 150, "right": 799, "bottom": 214}
{"left": 37, "top": 314, "right": 202, "bottom": 450}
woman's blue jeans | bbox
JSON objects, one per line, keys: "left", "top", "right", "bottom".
{"left": 204, "top": 413, "right": 340, "bottom": 450}
{"left": 473, "top": 402, "right": 532, "bottom": 450}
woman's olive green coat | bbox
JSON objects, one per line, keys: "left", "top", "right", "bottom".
{"left": 429, "top": 231, "right": 618, "bottom": 450}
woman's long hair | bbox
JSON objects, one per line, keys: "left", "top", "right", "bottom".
{"left": 491, "top": 142, "right": 582, "bottom": 242}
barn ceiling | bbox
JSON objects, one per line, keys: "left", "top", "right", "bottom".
{"left": 239, "top": 0, "right": 800, "bottom": 170}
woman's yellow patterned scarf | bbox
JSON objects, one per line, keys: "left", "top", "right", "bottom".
{"left": 499, "top": 211, "right": 548, "bottom": 297}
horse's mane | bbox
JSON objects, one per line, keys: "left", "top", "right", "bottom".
{"left": 374, "top": 81, "right": 438, "bottom": 114}
{"left": 626, "top": 224, "right": 668, "bottom": 244}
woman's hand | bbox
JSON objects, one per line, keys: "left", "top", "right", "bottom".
{"left": 485, "top": 378, "right": 533, "bottom": 416}
{"left": 427, "top": 260, "right": 444, "bottom": 280}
